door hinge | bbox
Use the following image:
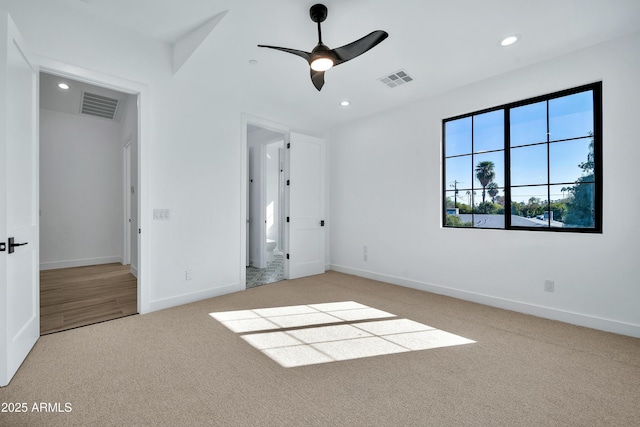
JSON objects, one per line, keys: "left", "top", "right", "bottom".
{"left": 286, "top": 217, "right": 290, "bottom": 222}
{"left": 287, "top": 143, "right": 290, "bottom": 149}
{"left": 286, "top": 254, "right": 290, "bottom": 260}
{"left": 320, "top": 220, "right": 325, "bottom": 227}
{"left": 286, "top": 180, "right": 290, "bottom": 186}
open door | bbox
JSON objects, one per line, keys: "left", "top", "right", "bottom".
{"left": 248, "top": 145, "right": 267, "bottom": 269}
{"left": 285, "top": 132, "right": 325, "bottom": 279}
{"left": 0, "top": 11, "right": 39, "bottom": 387}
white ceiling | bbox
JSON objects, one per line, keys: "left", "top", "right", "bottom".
{"left": 26, "top": 1, "right": 640, "bottom": 127}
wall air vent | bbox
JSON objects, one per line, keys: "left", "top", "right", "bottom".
{"left": 379, "top": 69, "right": 414, "bottom": 88}
{"left": 80, "top": 91, "right": 119, "bottom": 120}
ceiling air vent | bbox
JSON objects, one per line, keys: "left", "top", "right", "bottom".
{"left": 80, "top": 91, "right": 119, "bottom": 120}
{"left": 379, "top": 69, "right": 414, "bottom": 88}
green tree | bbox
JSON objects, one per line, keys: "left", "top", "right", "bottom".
{"left": 511, "top": 201, "right": 525, "bottom": 217}
{"left": 445, "top": 215, "right": 472, "bottom": 227}
{"left": 476, "top": 201, "right": 502, "bottom": 214}
{"left": 457, "top": 203, "right": 473, "bottom": 214}
{"left": 565, "top": 137, "right": 595, "bottom": 227}
{"left": 445, "top": 196, "right": 454, "bottom": 209}
{"left": 524, "top": 197, "right": 545, "bottom": 218}
{"left": 475, "top": 161, "right": 495, "bottom": 212}
{"left": 550, "top": 200, "right": 568, "bottom": 223}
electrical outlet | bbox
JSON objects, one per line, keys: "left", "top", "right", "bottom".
{"left": 185, "top": 269, "right": 192, "bottom": 281}
{"left": 544, "top": 280, "right": 555, "bottom": 292}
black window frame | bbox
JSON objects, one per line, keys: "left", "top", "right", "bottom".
{"left": 442, "top": 82, "right": 602, "bottom": 233}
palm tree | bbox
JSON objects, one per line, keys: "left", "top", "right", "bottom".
{"left": 487, "top": 182, "right": 499, "bottom": 203}
{"left": 475, "top": 161, "right": 495, "bottom": 207}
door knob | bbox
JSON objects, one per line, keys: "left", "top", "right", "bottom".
{"left": 8, "top": 237, "right": 28, "bottom": 254}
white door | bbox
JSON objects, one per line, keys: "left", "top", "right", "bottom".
{"left": 248, "top": 146, "right": 266, "bottom": 268}
{"left": 286, "top": 133, "right": 325, "bottom": 279}
{"left": 0, "top": 11, "right": 39, "bottom": 387}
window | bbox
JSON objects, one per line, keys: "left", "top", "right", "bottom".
{"left": 443, "top": 82, "right": 602, "bottom": 232}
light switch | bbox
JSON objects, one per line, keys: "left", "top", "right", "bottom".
{"left": 153, "top": 209, "right": 171, "bottom": 220}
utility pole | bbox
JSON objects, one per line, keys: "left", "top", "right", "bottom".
{"left": 449, "top": 180, "right": 460, "bottom": 208}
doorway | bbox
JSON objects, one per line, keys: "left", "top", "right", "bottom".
{"left": 38, "top": 71, "right": 139, "bottom": 333}
{"left": 246, "top": 124, "right": 286, "bottom": 288}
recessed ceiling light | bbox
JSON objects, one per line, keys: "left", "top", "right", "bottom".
{"left": 499, "top": 35, "right": 519, "bottom": 47}
{"left": 57, "top": 83, "right": 70, "bottom": 90}
{"left": 339, "top": 100, "right": 350, "bottom": 107}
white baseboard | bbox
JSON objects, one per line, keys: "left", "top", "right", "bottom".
{"left": 40, "top": 256, "right": 123, "bottom": 271}
{"left": 329, "top": 264, "right": 640, "bottom": 338}
{"left": 130, "top": 265, "right": 138, "bottom": 278}
{"left": 148, "top": 282, "right": 244, "bottom": 313}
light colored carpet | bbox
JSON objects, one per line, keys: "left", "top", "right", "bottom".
{"left": 1, "top": 271, "right": 639, "bottom": 426}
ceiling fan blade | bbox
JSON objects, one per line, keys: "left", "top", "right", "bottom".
{"left": 331, "top": 30, "right": 389, "bottom": 65}
{"left": 257, "top": 45, "right": 311, "bottom": 62}
{"left": 310, "top": 69, "right": 325, "bottom": 91}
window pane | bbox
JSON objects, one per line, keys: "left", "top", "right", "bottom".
{"left": 549, "top": 91, "right": 593, "bottom": 141}
{"left": 460, "top": 189, "right": 476, "bottom": 211}
{"left": 444, "top": 191, "right": 473, "bottom": 227}
{"left": 473, "top": 193, "right": 505, "bottom": 229}
{"left": 510, "top": 186, "right": 549, "bottom": 227}
{"left": 445, "top": 188, "right": 472, "bottom": 212}
{"left": 549, "top": 138, "right": 594, "bottom": 184}
{"left": 510, "top": 101, "right": 547, "bottom": 147}
{"left": 549, "top": 184, "right": 571, "bottom": 226}
{"left": 474, "top": 110, "right": 504, "bottom": 153}
{"left": 445, "top": 190, "right": 460, "bottom": 210}
{"left": 445, "top": 117, "right": 472, "bottom": 156}
{"left": 474, "top": 151, "right": 504, "bottom": 189}
{"left": 445, "top": 155, "right": 472, "bottom": 191}
{"left": 563, "top": 182, "right": 596, "bottom": 229}
{"left": 510, "top": 144, "right": 548, "bottom": 186}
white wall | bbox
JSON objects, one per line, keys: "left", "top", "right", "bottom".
{"left": 39, "top": 108, "right": 123, "bottom": 269}
{"left": 119, "top": 94, "right": 138, "bottom": 274}
{"left": 328, "top": 31, "right": 640, "bottom": 337}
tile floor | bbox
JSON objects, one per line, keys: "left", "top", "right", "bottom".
{"left": 246, "top": 253, "right": 284, "bottom": 288}
{"left": 210, "top": 301, "right": 475, "bottom": 368}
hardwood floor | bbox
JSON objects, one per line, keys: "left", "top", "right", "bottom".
{"left": 40, "top": 263, "right": 137, "bottom": 335}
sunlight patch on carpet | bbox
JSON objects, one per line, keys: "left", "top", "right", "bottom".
{"left": 209, "top": 301, "right": 475, "bottom": 367}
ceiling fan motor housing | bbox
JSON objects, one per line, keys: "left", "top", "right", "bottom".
{"left": 310, "top": 4, "right": 328, "bottom": 23}
{"left": 311, "top": 43, "right": 333, "bottom": 59}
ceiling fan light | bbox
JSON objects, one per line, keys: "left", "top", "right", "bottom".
{"left": 310, "top": 57, "right": 334, "bottom": 71}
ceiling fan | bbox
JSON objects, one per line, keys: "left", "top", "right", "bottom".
{"left": 258, "top": 4, "right": 388, "bottom": 91}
